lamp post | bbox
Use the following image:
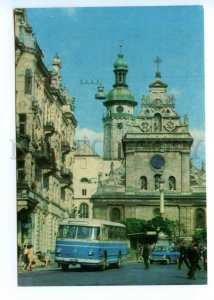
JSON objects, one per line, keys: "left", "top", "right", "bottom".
{"left": 159, "top": 175, "right": 165, "bottom": 218}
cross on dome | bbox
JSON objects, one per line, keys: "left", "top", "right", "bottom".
{"left": 154, "top": 56, "right": 162, "bottom": 72}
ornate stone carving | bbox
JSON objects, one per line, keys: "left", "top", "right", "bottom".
{"left": 165, "top": 119, "right": 176, "bottom": 132}
{"left": 139, "top": 121, "right": 150, "bottom": 132}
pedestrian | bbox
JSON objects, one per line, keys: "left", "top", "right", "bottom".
{"left": 27, "top": 244, "right": 33, "bottom": 271}
{"left": 202, "top": 244, "right": 207, "bottom": 271}
{"left": 142, "top": 243, "right": 150, "bottom": 270}
{"left": 22, "top": 245, "right": 29, "bottom": 271}
{"left": 135, "top": 243, "right": 142, "bottom": 263}
{"left": 187, "top": 241, "right": 201, "bottom": 280}
{"left": 178, "top": 242, "right": 190, "bottom": 270}
{"left": 17, "top": 244, "right": 21, "bottom": 262}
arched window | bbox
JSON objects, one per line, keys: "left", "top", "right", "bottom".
{"left": 195, "top": 208, "right": 206, "bottom": 229}
{"left": 140, "top": 176, "right": 147, "bottom": 190}
{"left": 110, "top": 207, "right": 121, "bottom": 222}
{"left": 25, "top": 69, "right": 33, "bottom": 94}
{"left": 80, "top": 158, "right": 87, "bottom": 169}
{"left": 154, "top": 113, "right": 162, "bottom": 132}
{"left": 80, "top": 177, "right": 89, "bottom": 183}
{"left": 79, "top": 203, "right": 89, "bottom": 218}
{"left": 169, "top": 176, "right": 176, "bottom": 190}
{"left": 153, "top": 208, "right": 160, "bottom": 217}
{"left": 154, "top": 174, "right": 161, "bottom": 190}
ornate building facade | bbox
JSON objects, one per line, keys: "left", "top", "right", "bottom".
{"left": 90, "top": 51, "right": 206, "bottom": 238}
{"left": 15, "top": 9, "right": 77, "bottom": 252}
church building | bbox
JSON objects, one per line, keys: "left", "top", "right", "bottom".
{"left": 89, "top": 50, "right": 206, "bottom": 238}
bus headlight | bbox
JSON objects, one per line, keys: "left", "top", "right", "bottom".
{"left": 55, "top": 248, "right": 61, "bottom": 256}
{"left": 88, "top": 250, "right": 94, "bottom": 256}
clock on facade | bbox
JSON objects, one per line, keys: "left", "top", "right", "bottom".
{"left": 150, "top": 155, "right": 165, "bottom": 169}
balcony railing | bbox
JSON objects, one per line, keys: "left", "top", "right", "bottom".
{"left": 61, "top": 140, "right": 71, "bottom": 154}
{"left": 16, "top": 133, "right": 30, "bottom": 152}
{"left": 35, "top": 144, "right": 53, "bottom": 169}
{"left": 44, "top": 121, "right": 55, "bottom": 135}
{"left": 61, "top": 168, "right": 73, "bottom": 185}
{"left": 17, "top": 183, "right": 38, "bottom": 211}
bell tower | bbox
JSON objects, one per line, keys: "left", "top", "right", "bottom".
{"left": 96, "top": 49, "right": 137, "bottom": 160}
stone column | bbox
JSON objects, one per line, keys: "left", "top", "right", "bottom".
{"left": 181, "top": 151, "right": 190, "bottom": 193}
{"left": 159, "top": 178, "right": 165, "bottom": 218}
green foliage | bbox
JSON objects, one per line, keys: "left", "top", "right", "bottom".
{"left": 192, "top": 229, "right": 207, "bottom": 244}
{"left": 121, "top": 218, "right": 148, "bottom": 234}
{"left": 122, "top": 217, "right": 181, "bottom": 243}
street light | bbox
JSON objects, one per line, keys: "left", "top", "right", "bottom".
{"left": 159, "top": 175, "right": 165, "bottom": 218}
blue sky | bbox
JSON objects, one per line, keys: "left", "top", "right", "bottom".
{"left": 26, "top": 6, "right": 205, "bottom": 166}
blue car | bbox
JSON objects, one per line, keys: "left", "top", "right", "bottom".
{"left": 149, "top": 245, "right": 180, "bottom": 264}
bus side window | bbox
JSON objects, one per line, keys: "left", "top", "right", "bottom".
{"left": 94, "top": 227, "right": 101, "bottom": 240}
{"left": 103, "top": 226, "right": 108, "bottom": 240}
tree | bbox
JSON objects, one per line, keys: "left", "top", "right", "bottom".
{"left": 122, "top": 217, "right": 182, "bottom": 244}
{"left": 121, "top": 218, "right": 148, "bottom": 234}
{"left": 192, "top": 229, "right": 207, "bottom": 244}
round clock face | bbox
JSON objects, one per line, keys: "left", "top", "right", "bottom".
{"left": 150, "top": 155, "right": 165, "bottom": 170}
{"left": 116, "top": 105, "right": 124, "bottom": 113}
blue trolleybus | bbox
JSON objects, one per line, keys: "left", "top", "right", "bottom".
{"left": 55, "top": 218, "right": 128, "bottom": 271}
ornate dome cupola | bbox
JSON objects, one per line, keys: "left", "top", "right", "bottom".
{"left": 101, "top": 48, "right": 137, "bottom": 160}
{"left": 113, "top": 52, "right": 128, "bottom": 87}
{"left": 104, "top": 49, "right": 137, "bottom": 109}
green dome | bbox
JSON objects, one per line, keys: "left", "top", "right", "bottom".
{"left": 105, "top": 87, "right": 137, "bottom": 106}
{"left": 113, "top": 52, "right": 128, "bottom": 70}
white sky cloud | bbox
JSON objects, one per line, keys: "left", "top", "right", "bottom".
{"left": 168, "top": 88, "right": 182, "bottom": 97}
{"left": 75, "top": 127, "right": 103, "bottom": 156}
{"left": 190, "top": 128, "right": 205, "bottom": 167}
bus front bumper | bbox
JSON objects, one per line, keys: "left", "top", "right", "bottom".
{"left": 55, "top": 257, "right": 101, "bottom": 265}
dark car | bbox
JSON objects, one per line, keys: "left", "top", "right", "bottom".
{"left": 149, "top": 245, "right": 180, "bottom": 264}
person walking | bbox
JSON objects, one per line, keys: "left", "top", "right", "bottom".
{"left": 27, "top": 244, "right": 33, "bottom": 271}
{"left": 202, "top": 244, "right": 207, "bottom": 271}
{"left": 22, "top": 245, "right": 29, "bottom": 271}
{"left": 136, "top": 243, "right": 142, "bottom": 263}
{"left": 142, "top": 243, "right": 150, "bottom": 270}
{"left": 187, "top": 241, "right": 201, "bottom": 280}
{"left": 178, "top": 242, "right": 190, "bottom": 270}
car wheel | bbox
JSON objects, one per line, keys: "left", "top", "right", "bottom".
{"left": 100, "top": 253, "right": 107, "bottom": 271}
{"left": 150, "top": 260, "right": 153, "bottom": 264}
{"left": 61, "top": 263, "right": 69, "bottom": 271}
{"left": 165, "top": 258, "right": 170, "bottom": 265}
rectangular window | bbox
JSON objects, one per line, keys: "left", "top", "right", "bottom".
{"left": 118, "top": 142, "right": 121, "bottom": 159}
{"left": 82, "top": 189, "right": 87, "bottom": 196}
{"left": 25, "top": 69, "right": 33, "bottom": 94}
{"left": 35, "top": 163, "right": 41, "bottom": 181}
{"left": 17, "top": 160, "right": 25, "bottom": 183}
{"left": 61, "top": 188, "right": 65, "bottom": 200}
{"left": 19, "top": 114, "right": 26, "bottom": 134}
{"left": 43, "top": 174, "right": 49, "bottom": 189}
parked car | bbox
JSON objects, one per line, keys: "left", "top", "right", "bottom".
{"left": 149, "top": 245, "right": 180, "bottom": 264}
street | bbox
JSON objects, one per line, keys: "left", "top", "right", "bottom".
{"left": 18, "top": 262, "right": 207, "bottom": 286}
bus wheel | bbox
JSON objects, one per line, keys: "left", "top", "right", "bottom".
{"left": 100, "top": 254, "right": 107, "bottom": 271}
{"left": 61, "top": 263, "right": 69, "bottom": 271}
{"left": 115, "top": 253, "right": 122, "bottom": 269}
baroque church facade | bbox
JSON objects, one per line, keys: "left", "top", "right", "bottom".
{"left": 84, "top": 51, "right": 206, "bottom": 238}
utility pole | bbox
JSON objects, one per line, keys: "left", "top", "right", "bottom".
{"left": 159, "top": 171, "right": 165, "bottom": 218}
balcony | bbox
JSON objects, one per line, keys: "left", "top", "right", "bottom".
{"left": 44, "top": 121, "right": 55, "bottom": 135}
{"left": 35, "top": 144, "right": 54, "bottom": 169}
{"left": 61, "top": 168, "right": 73, "bottom": 185}
{"left": 16, "top": 133, "right": 30, "bottom": 152}
{"left": 61, "top": 140, "right": 71, "bottom": 154}
{"left": 17, "top": 183, "right": 38, "bottom": 211}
